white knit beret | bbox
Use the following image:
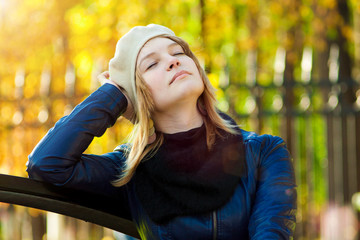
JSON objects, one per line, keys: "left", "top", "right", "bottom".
{"left": 109, "top": 24, "right": 175, "bottom": 119}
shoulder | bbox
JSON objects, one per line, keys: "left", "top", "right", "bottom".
{"left": 241, "top": 129, "right": 284, "bottom": 145}
{"left": 240, "top": 129, "right": 291, "bottom": 168}
{"left": 241, "top": 129, "right": 287, "bottom": 151}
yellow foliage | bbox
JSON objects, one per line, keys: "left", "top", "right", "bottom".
{"left": 101, "top": 237, "right": 115, "bottom": 240}
{"left": 342, "top": 25, "right": 354, "bottom": 42}
{"left": 28, "top": 208, "right": 45, "bottom": 217}
{"left": 0, "top": 104, "right": 13, "bottom": 124}
{"left": 24, "top": 73, "right": 40, "bottom": 98}
{"left": 319, "top": 0, "right": 336, "bottom": 9}
{"left": 98, "top": 27, "right": 113, "bottom": 42}
{"left": 74, "top": 50, "right": 93, "bottom": 78}
{"left": 207, "top": 73, "right": 219, "bottom": 89}
{"left": 66, "top": 7, "right": 96, "bottom": 34}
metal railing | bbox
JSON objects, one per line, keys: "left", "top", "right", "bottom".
{"left": 0, "top": 174, "right": 140, "bottom": 238}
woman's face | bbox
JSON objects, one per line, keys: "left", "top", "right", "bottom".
{"left": 136, "top": 37, "right": 204, "bottom": 112}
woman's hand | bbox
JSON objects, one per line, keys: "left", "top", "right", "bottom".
{"left": 98, "top": 71, "right": 156, "bottom": 145}
{"left": 98, "top": 70, "right": 120, "bottom": 89}
{"left": 98, "top": 71, "right": 135, "bottom": 123}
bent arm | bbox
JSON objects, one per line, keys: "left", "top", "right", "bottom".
{"left": 27, "top": 84, "right": 128, "bottom": 197}
{"left": 248, "top": 135, "right": 297, "bottom": 239}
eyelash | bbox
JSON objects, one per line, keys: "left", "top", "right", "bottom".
{"left": 146, "top": 52, "right": 185, "bottom": 70}
{"left": 147, "top": 62, "right": 157, "bottom": 70}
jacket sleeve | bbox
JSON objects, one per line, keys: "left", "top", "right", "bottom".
{"left": 248, "top": 135, "right": 297, "bottom": 239}
{"left": 26, "top": 83, "right": 128, "bottom": 197}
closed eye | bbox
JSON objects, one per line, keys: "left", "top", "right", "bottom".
{"left": 147, "top": 62, "right": 157, "bottom": 70}
{"left": 173, "top": 52, "right": 185, "bottom": 56}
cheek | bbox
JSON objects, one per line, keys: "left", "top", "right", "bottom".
{"left": 143, "top": 77, "right": 165, "bottom": 103}
{"left": 147, "top": 84, "right": 162, "bottom": 99}
{"left": 143, "top": 69, "right": 164, "bottom": 86}
{"left": 193, "top": 68, "right": 204, "bottom": 89}
{"left": 143, "top": 68, "right": 168, "bottom": 90}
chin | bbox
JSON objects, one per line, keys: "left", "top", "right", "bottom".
{"left": 180, "top": 84, "right": 203, "bottom": 99}
{"left": 154, "top": 90, "right": 203, "bottom": 112}
{"left": 182, "top": 78, "right": 204, "bottom": 93}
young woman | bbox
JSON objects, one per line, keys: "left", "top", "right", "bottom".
{"left": 27, "top": 24, "right": 297, "bottom": 239}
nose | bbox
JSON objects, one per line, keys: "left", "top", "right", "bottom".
{"left": 167, "top": 56, "right": 180, "bottom": 71}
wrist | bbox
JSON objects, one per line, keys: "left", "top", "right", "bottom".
{"left": 98, "top": 84, "right": 128, "bottom": 117}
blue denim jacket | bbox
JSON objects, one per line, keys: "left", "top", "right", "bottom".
{"left": 27, "top": 84, "right": 297, "bottom": 239}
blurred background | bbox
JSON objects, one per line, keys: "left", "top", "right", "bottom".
{"left": 0, "top": 0, "right": 359, "bottom": 239}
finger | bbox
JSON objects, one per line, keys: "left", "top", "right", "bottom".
{"left": 97, "top": 71, "right": 109, "bottom": 82}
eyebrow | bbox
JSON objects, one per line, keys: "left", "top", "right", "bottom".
{"left": 138, "top": 42, "right": 181, "bottom": 69}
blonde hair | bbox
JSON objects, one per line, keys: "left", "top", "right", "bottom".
{"left": 112, "top": 35, "right": 237, "bottom": 187}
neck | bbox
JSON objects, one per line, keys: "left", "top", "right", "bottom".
{"left": 153, "top": 105, "right": 203, "bottom": 134}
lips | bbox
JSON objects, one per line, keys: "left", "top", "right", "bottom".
{"left": 170, "top": 70, "right": 191, "bottom": 85}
